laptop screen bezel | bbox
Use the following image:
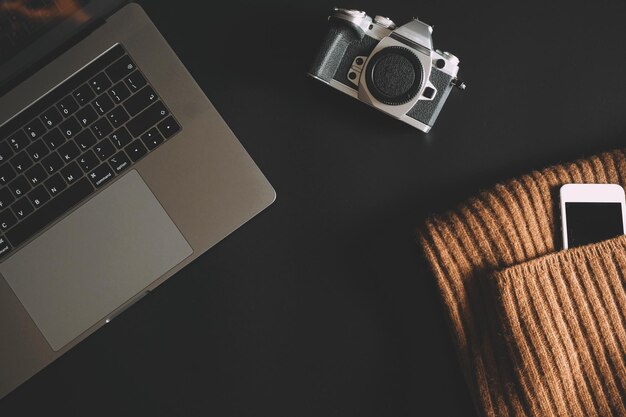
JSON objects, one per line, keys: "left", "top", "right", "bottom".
{"left": 0, "top": 0, "right": 128, "bottom": 96}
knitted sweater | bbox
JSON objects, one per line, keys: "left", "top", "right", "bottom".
{"left": 419, "top": 149, "right": 626, "bottom": 417}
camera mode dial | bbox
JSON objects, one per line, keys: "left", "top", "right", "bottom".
{"left": 373, "top": 16, "right": 397, "bottom": 29}
{"left": 364, "top": 46, "right": 423, "bottom": 106}
{"left": 334, "top": 8, "right": 367, "bottom": 17}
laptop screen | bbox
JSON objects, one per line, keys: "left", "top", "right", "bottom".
{"left": 0, "top": 0, "right": 126, "bottom": 94}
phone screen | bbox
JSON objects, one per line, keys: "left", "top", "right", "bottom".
{"left": 565, "top": 202, "right": 624, "bottom": 248}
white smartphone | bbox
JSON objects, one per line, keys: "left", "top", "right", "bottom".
{"left": 560, "top": 184, "right": 626, "bottom": 249}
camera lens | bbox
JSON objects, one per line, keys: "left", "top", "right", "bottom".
{"left": 365, "top": 47, "right": 423, "bottom": 106}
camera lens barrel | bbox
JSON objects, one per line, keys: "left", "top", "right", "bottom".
{"left": 365, "top": 47, "right": 423, "bottom": 106}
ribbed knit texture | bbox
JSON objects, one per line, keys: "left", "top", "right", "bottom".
{"left": 493, "top": 237, "right": 626, "bottom": 416}
{"left": 419, "top": 149, "right": 626, "bottom": 417}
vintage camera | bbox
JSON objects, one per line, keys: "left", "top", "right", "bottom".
{"left": 308, "top": 9, "right": 465, "bottom": 132}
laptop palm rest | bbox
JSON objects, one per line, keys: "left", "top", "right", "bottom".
{"left": 0, "top": 170, "right": 192, "bottom": 351}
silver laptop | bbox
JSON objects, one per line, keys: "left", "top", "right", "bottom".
{"left": 0, "top": 0, "right": 275, "bottom": 398}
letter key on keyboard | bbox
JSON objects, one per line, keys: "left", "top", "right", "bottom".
{"left": 0, "top": 45, "right": 182, "bottom": 259}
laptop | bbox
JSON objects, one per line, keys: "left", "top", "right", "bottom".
{"left": 0, "top": 0, "right": 275, "bottom": 399}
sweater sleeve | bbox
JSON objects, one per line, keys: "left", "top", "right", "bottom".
{"left": 419, "top": 149, "right": 626, "bottom": 417}
{"left": 492, "top": 236, "right": 626, "bottom": 417}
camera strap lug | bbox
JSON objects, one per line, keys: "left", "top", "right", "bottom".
{"left": 451, "top": 78, "right": 467, "bottom": 91}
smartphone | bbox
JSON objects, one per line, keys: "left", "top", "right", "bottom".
{"left": 560, "top": 184, "right": 626, "bottom": 249}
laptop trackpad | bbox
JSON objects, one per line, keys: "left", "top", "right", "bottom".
{"left": 0, "top": 170, "right": 192, "bottom": 351}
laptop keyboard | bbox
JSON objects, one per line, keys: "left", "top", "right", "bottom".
{"left": 0, "top": 44, "right": 181, "bottom": 260}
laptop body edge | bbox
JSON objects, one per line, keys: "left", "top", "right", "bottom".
{"left": 0, "top": 2, "right": 275, "bottom": 399}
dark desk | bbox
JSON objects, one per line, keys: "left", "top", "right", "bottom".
{"left": 3, "top": 1, "right": 626, "bottom": 415}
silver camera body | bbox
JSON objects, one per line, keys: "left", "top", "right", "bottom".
{"left": 308, "top": 9, "right": 465, "bottom": 133}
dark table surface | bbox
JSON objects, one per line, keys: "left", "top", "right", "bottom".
{"left": 4, "top": 0, "right": 626, "bottom": 416}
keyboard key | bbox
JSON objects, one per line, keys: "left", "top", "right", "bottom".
{"left": 61, "top": 161, "right": 82, "bottom": 185}
{"left": 0, "top": 164, "right": 17, "bottom": 185}
{"left": 93, "top": 93, "right": 114, "bottom": 115}
{"left": 0, "top": 141, "right": 14, "bottom": 163}
{"left": 25, "top": 164, "right": 48, "bottom": 186}
{"left": 59, "top": 116, "right": 81, "bottom": 139}
{"left": 0, "top": 47, "right": 125, "bottom": 188}
{"left": 107, "top": 106, "right": 130, "bottom": 128}
{"left": 10, "top": 151, "right": 33, "bottom": 174}
{"left": 109, "top": 82, "right": 131, "bottom": 104}
{"left": 125, "top": 139, "right": 148, "bottom": 162}
{"left": 94, "top": 138, "right": 115, "bottom": 161}
{"left": 91, "top": 118, "right": 113, "bottom": 139}
{"left": 9, "top": 175, "right": 32, "bottom": 198}
{"left": 7, "top": 130, "right": 29, "bottom": 152}
{"left": 123, "top": 86, "right": 157, "bottom": 117}
{"left": 0, "top": 235, "right": 12, "bottom": 260}
{"left": 41, "top": 107, "right": 63, "bottom": 129}
{"left": 127, "top": 101, "right": 168, "bottom": 137}
{"left": 26, "top": 139, "right": 49, "bottom": 162}
{"left": 0, "top": 188, "right": 15, "bottom": 210}
{"left": 110, "top": 127, "right": 132, "bottom": 149}
{"left": 158, "top": 116, "right": 181, "bottom": 139}
{"left": 73, "top": 83, "right": 95, "bottom": 105}
{"left": 76, "top": 105, "right": 98, "bottom": 127}
{"left": 28, "top": 185, "right": 51, "bottom": 209}
{"left": 124, "top": 70, "right": 147, "bottom": 92}
{"left": 6, "top": 178, "right": 93, "bottom": 247}
{"left": 24, "top": 118, "right": 46, "bottom": 140}
{"left": 58, "top": 140, "right": 80, "bottom": 163}
{"left": 42, "top": 128, "right": 65, "bottom": 150}
{"left": 75, "top": 129, "right": 97, "bottom": 151}
{"left": 89, "top": 72, "right": 112, "bottom": 94}
{"left": 0, "top": 210, "right": 17, "bottom": 232}
{"left": 87, "top": 163, "right": 114, "bottom": 188}
{"left": 44, "top": 173, "right": 67, "bottom": 197}
{"left": 41, "top": 152, "right": 64, "bottom": 174}
{"left": 0, "top": 47, "right": 182, "bottom": 252}
{"left": 12, "top": 198, "right": 34, "bottom": 220}
{"left": 78, "top": 150, "right": 99, "bottom": 173}
{"left": 57, "top": 95, "right": 79, "bottom": 117}
{"left": 106, "top": 55, "right": 136, "bottom": 83}
{"left": 109, "top": 151, "right": 131, "bottom": 173}
{"left": 141, "top": 128, "right": 164, "bottom": 150}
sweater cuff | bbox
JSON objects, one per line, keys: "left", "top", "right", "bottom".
{"left": 419, "top": 148, "right": 626, "bottom": 417}
{"left": 492, "top": 235, "right": 626, "bottom": 417}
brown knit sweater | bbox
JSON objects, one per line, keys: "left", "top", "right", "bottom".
{"left": 419, "top": 149, "right": 626, "bottom": 417}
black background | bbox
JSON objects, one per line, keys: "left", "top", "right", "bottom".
{"left": 4, "top": 0, "right": 626, "bottom": 416}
